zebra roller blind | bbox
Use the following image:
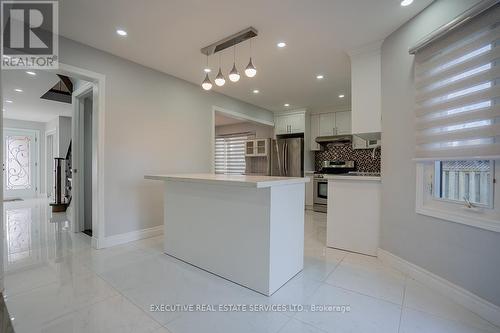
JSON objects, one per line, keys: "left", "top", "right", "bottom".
{"left": 414, "top": 4, "right": 500, "bottom": 160}
{"left": 214, "top": 132, "right": 254, "bottom": 175}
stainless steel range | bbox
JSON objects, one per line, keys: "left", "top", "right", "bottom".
{"left": 313, "top": 160, "right": 355, "bottom": 212}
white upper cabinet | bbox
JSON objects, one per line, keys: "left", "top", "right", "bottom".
{"left": 310, "top": 114, "right": 321, "bottom": 151}
{"left": 310, "top": 111, "right": 352, "bottom": 151}
{"left": 350, "top": 43, "right": 382, "bottom": 134}
{"left": 274, "top": 111, "right": 306, "bottom": 135}
{"left": 274, "top": 116, "right": 288, "bottom": 135}
{"left": 335, "top": 111, "right": 352, "bottom": 135}
{"left": 319, "top": 113, "right": 336, "bottom": 136}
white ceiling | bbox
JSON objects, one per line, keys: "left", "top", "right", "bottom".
{"left": 2, "top": 70, "right": 73, "bottom": 123}
{"left": 58, "top": 0, "right": 432, "bottom": 112}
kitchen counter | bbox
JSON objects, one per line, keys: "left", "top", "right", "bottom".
{"left": 324, "top": 174, "right": 381, "bottom": 181}
{"left": 145, "top": 173, "right": 306, "bottom": 296}
{"left": 145, "top": 173, "right": 309, "bottom": 188}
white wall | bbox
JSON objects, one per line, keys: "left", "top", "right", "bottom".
{"left": 58, "top": 116, "right": 72, "bottom": 158}
{"left": 215, "top": 122, "right": 273, "bottom": 138}
{"left": 381, "top": 0, "right": 500, "bottom": 306}
{"left": 45, "top": 115, "right": 72, "bottom": 159}
{"left": 4, "top": 118, "right": 46, "bottom": 194}
{"left": 58, "top": 37, "right": 274, "bottom": 237}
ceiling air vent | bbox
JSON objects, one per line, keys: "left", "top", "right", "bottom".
{"left": 40, "top": 75, "right": 73, "bottom": 104}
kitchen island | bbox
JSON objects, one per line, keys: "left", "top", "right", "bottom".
{"left": 145, "top": 173, "right": 309, "bottom": 296}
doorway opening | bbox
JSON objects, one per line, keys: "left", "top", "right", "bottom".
{"left": 79, "top": 94, "right": 93, "bottom": 237}
{"left": 2, "top": 63, "right": 105, "bottom": 250}
{"left": 45, "top": 131, "right": 56, "bottom": 199}
{"left": 212, "top": 108, "right": 274, "bottom": 176}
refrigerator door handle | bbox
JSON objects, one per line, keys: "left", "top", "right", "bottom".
{"left": 282, "top": 142, "right": 286, "bottom": 176}
{"left": 275, "top": 141, "right": 282, "bottom": 176}
{"left": 284, "top": 142, "right": 288, "bottom": 176}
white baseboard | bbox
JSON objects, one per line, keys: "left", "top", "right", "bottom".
{"left": 378, "top": 248, "right": 500, "bottom": 327}
{"left": 100, "top": 225, "right": 163, "bottom": 248}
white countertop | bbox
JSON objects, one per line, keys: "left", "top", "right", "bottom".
{"left": 145, "top": 173, "right": 309, "bottom": 188}
{"left": 325, "top": 174, "right": 381, "bottom": 181}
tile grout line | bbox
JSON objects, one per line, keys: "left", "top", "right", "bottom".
{"left": 397, "top": 275, "right": 408, "bottom": 333}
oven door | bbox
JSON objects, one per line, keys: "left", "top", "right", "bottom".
{"left": 313, "top": 179, "right": 328, "bottom": 205}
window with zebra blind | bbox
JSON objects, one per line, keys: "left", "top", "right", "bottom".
{"left": 413, "top": 3, "right": 500, "bottom": 232}
{"left": 214, "top": 133, "right": 254, "bottom": 175}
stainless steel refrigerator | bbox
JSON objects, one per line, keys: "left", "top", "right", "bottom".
{"left": 271, "top": 138, "right": 304, "bottom": 177}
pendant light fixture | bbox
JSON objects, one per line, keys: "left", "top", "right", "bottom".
{"left": 201, "top": 73, "right": 212, "bottom": 90}
{"left": 201, "top": 54, "right": 212, "bottom": 90}
{"left": 228, "top": 46, "right": 240, "bottom": 82}
{"left": 199, "top": 27, "right": 259, "bottom": 90}
{"left": 245, "top": 39, "right": 257, "bottom": 78}
{"left": 215, "top": 54, "right": 226, "bottom": 87}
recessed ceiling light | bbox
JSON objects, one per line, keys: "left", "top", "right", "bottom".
{"left": 253, "top": 89, "right": 259, "bottom": 94}
{"left": 14, "top": 88, "right": 23, "bottom": 92}
{"left": 26, "top": 71, "right": 36, "bottom": 76}
{"left": 116, "top": 29, "right": 128, "bottom": 36}
{"left": 204, "top": 68, "right": 211, "bottom": 73}
{"left": 338, "top": 94, "right": 345, "bottom": 98}
{"left": 400, "top": 0, "right": 413, "bottom": 6}
{"left": 5, "top": 100, "right": 13, "bottom": 103}
{"left": 284, "top": 103, "right": 290, "bottom": 107}
{"left": 316, "top": 74, "right": 324, "bottom": 80}
{"left": 277, "top": 42, "right": 286, "bottom": 48}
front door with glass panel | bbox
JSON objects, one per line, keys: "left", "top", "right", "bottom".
{"left": 3, "top": 129, "right": 38, "bottom": 199}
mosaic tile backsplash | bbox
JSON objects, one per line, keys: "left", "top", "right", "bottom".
{"left": 315, "top": 143, "right": 381, "bottom": 173}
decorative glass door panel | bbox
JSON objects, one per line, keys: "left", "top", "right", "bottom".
{"left": 3, "top": 129, "right": 37, "bottom": 198}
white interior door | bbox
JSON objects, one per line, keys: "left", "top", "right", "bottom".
{"left": 3, "top": 129, "right": 38, "bottom": 199}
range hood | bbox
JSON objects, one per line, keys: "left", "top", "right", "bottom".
{"left": 315, "top": 135, "right": 352, "bottom": 144}
{"left": 354, "top": 132, "right": 381, "bottom": 141}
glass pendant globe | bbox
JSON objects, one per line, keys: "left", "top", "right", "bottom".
{"left": 201, "top": 73, "right": 212, "bottom": 90}
{"left": 245, "top": 58, "right": 257, "bottom": 78}
{"left": 228, "top": 63, "right": 240, "bottom": 82}
{"left": 215, "top": 68, "right": 226, "bottom": 86}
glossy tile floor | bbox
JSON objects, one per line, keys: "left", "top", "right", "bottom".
{"left": 2, "top": 198, "right": 500, "bottom": 333}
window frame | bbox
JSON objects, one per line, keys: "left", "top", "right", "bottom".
{"left": 432, "top": 160, "right": 494, "bottom": 209}
{"left": 416, "top": 160, "right": 500, "bottom": 233}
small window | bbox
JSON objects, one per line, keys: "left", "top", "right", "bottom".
{"left": 433, "top": 160, "right": 494, "bottom": 208}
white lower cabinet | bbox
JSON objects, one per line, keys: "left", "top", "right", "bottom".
{"left": 326, "top": 177, "right": 380, "bottom": 255}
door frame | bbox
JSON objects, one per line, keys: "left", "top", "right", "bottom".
{"left": 45, "top": 129, "right": 56, "bottom": 199}
{"left": 210, "top": 106, "right": 274, "bottom": 173}
{"left": 3, "top": 128, "right": 40, "bottom": 198}
{"left": 47, "top": 63, "right": 106, "bottom": 250}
